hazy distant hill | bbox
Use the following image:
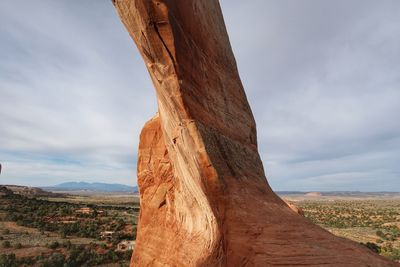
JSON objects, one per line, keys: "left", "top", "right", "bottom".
{"left": 42, "top": 182, "right": 138, "bottom": 193}
{"left": 0, "top": 185, "right": 67, "bottom": 198}
{"left": 277, "top": 191, "right": 400, "bottom": 199}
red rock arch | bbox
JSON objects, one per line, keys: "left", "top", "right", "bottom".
{"left": 112, "top": 1, "right": 396, "bottom": 266}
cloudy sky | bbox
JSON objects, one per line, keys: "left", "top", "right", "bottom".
{"left": 0, "top": 0, "right": 399, "bottom": 191}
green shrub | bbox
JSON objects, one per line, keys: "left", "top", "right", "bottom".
{"left": 19, "top": 256, "right": 35, "bottom": 265}
{"left": 0, "top": 253, "right": 17, "bottom": 267}
{"left": 48, "top": 241, "right": 59, "bottom": 249}
{"left": 2, "top": 241, "right": 11, "bottom": 248}
{"left": 39, "top": 252, "right": 65, "bottom": 267}
{"left": 361, "top": 242, "right": 381, "bottom": 254}
{"left": 62, "top": 240, "right": 72, "bottom": 249}
{"left": 376, "top": 230, "right": 384, "bottom": 238}
{"left": 2, "top": 229, "right": 10, "bottom": 235}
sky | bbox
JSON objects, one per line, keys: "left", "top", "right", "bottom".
{"left": 0, "top": 0, "right": 399, "bottom": 191}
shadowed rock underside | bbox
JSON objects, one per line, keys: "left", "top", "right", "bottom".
{"left": 112, "top": 0, "right": 397, "bottom": 266}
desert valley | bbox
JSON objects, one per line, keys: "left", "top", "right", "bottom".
{"left": 0, "top": 185, "right": 399, "bottom": 266}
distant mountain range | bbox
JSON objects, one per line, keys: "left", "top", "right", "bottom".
{"left": 42, "top": 182, "right": 138, "bottom": 193}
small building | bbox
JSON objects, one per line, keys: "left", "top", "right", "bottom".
{"left": 116, "top": 240, "right": 135, "bottom": 251}
{"left": 100, "top": 231, "right": 115, "bottom": 239}
{"left": 75, "top": 207, "right": 94, "bottom": 215}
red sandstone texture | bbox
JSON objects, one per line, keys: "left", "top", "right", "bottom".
{"left": 112, "top": 1, "right": 397, "bottom": 266}
{"left": 283, "top": 199, "right": 304, "bottom": 216}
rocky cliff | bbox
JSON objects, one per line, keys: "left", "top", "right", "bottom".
{"left": 112, "top": 1, "right": 396, "bottom": 266}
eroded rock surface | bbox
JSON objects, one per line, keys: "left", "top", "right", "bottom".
{"left": 283, "top": 199, "right": 304, "bottom": 216}
{"left": 113, "top": 0, "right": 397, "bottom": 266}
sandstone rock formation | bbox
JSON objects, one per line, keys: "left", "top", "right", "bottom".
{"left": 112, "top": 1, "right": 397, "bottom": 266}
{"left": 283, "top": 199, "right": 304, "bottom": 216}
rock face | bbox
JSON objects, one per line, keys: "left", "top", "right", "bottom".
{"left": 112, "top": 1, "right": 396, "bottom": 266}
{"left": 283, "top": 199, "right": 304, "bottom": 216}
